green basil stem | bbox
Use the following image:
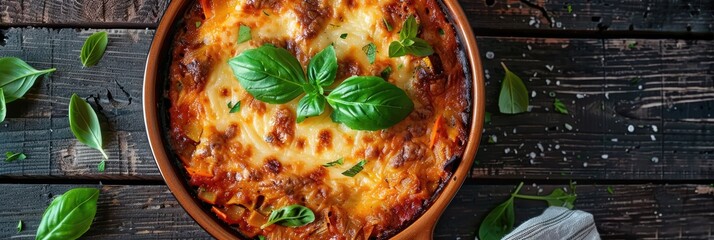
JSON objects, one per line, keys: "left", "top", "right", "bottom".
{"left": 510, "top": 182, "right": 525, "bottom": 198}
{"left": 500, "top": 62, "right": 509, "bottom": 73}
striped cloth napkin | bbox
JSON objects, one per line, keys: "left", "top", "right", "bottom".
{"left": 500, "top": 206, "right": 600, "bottom": 240}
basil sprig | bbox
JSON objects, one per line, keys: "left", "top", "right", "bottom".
{"left": 498, "top": 63, "right": 529, "bottom": 114}
{"left": 80, "top": 31, "right": 108, "bottom": 67}
{"left": 68, "top": 94, "right": 108, "bottom": 171}
{"left": 479, "top": 182, "right": 577, "bottom": 240}
{"left": 229, "top": 45, "right": 414, "bottom": 130}
{"left": 36, "top": 188, "right": 100, "bottom": 240}
{"left": 0, "top": 57, "right": 56, "bottom": 103}
{"left": 388, "top": 15, "right": 434, "bottom": 58}
{"left": 260, "top": 204, "right": 315, "bottom": 229}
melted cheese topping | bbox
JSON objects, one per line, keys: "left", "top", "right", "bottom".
{"left": 169, "top": 0, "right": 469, "bottom": 239}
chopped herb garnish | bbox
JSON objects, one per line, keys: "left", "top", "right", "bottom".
{"left": 228, "top": 101, "right": 241, "bottom": 113}
{"left": 238, "top": 25, "right": 251, "bottom": 43}
{"left": 322, "top": 158, "right": 344, "bottom": 167}
{"left": 195, "top": 21, "right": 201, "bottom": 28}
{"left": 257, "top": 236, "right": 266, "bottom": 240}
{"left": 17, "top": 220, "right": 22, "bottom": 233}
{"left": 5, "top": 151, "right": 26, "bottom": 162}
{"left": 388, "top": 15, "right": 434, "bottom": 58}
{"left": 553, "top": 98, "right": 569, "bottom": 114}
{"left": 383, "top": 18, "right": 393, "bottom": 32}
{"left": 566, "top": 4, "right": 573, "bottom": 13}
{"left": 397, "top": 63, "right": 404, "bottom": 69}
{"left": 380, "top": 66, "right": 392, "bottom": 80}
{"left": 262, "top": 10, "right": 269, "bottom": 16}
{"left": 362, "top": 43, "right": 377, "bottom": 64}
{"left": 485, "top": 111, "right": 492, "bottom": 124}
{"left": 607, "top": 186, "right": 614, "bottom": 195}
{"left": 339, "top": 33, "right": 348, "bottom": 39}
{"left": 627, "top": 41, "right": 638, "bottom": 49}
{"left": 97, "top": 160, "right": 105, "bottom": 172}
{"left": 342, "top": 160, "right": 367, "bottom": 177}
{"left": 438, "top": 28, "right": 445, "bottom": 36}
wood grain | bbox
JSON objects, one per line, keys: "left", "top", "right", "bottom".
{"left": 0, "top": 0, "right": 711, "bottom": 35}
{"left": 1, "top": 183, "right": 711, "bottom": 239}
{"left": 1, "top": 28, "right": 713, "bottom": 180}
{"left": 0, "top": 184, "right": 210, "bottom": 239}
{"left": 0, "top": 0, "right": 168, "bottom": 27}
{"left": 435, "top": 183, "right": 714, "bottom": 239}
{"left": 474, "top": 38, "right": 714, "bottom": 180}
{"left": 0, "top": 28, "right": 159, "bottom": 177}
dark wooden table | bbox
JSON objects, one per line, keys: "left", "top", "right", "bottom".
{"left": 1, "top": 0, "right": 713, "bottom": 239}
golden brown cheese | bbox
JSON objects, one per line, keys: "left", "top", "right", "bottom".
{"left": 168, "top": 0, "right": 470, "bottom": 239}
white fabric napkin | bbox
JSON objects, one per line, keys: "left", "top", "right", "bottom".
{"left": 500, "top": 206, "right": 601, "bottom": 240}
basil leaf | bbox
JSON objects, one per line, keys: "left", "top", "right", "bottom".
{"left": 362, "top": 43, "right": 377, "bottom": 64}
{"left": 339, "top": 33, "right": 348, "bottom": 39}
{"left": 296, "top": 93, "right": 325, "bottom": 123}
{"left": 228, "top": 45, "right": 307, "bottom": 104}
{"left": 380, "top": 66, "right": 392, "bottom": 80}
{"left": 542, "top": 188, "right": 576, "bottom": 209}
{"left": 322, "top": 158, "right": 344, "bottom": 167}
{"left": 553, "top": 98, "right": 568, "bottom": 114}
{"left": 326, "top": 76, "right": 413, "bottom": 130}
{"left": 479, "top": 197, "right": 515, "bottom": 240}
{"left": 36, "top": 188, "right": 100, "bottom": 240}
{"left": 260, "top": 204, "right": 315, "bottom": 229}
{"left": 498, "top": 63, "right": 529, "bottom": 114}
{"left": 80, "top": 31, "right": 108, "bottom": 67}
{"left": 0, "top": 57, "right": 56, "bottom": 102}
{"left": 228, "top": 101, "right": 241, "bottom": 113}
{"left": 399, "top": 15, "right": 418, "bottom": 40}
{"left": 388, "top": 41, "right": 408, "bottom": 58}
{"left": 5, "top": 151, "right": 26, "bottom": 162}
{"left": 0, "top": 88, "right": 5, "bottom": 123}
{"left": 341, "top": 159, "right": 367, "bottom": 177}
{"left": 238, "top": 25, "right": 251, "bottom": 43}
{"left": 406, "top": 38, "right": 434, "bottom": 57}
{"left": 17, "top": 220, "right": 22, "bottom": 233}
{"left": 69, "top": 94, "right": 109, "bottom": 163}
{"left": 307, "top": 45, "right": 337, "bottom": 88}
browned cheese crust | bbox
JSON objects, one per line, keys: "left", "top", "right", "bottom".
{"left": 168, "top": 0, "right": 470, "bottom": 239}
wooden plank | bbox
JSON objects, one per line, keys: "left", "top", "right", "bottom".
{"left": 1, "top": 183, "right": 711, "bottom": 239}
{"left": 0, "top": 184, "right": 210, "bottom": 239}
{"left": 0, "top": 28, "right": 159, "bottom": 177}
{"left": 435, "top": 183, "right": 714, "bottom": 239}
{"left": 474, "top": 38, "right": 714, "bottom": 180}
{"left": 0, "top": 0, "right": 168, "bottom": 26}
{"left": 1, "top": 0, "right": 712, "bottom": 35}
{"left": 465, "top": 0, "right": 714, "bottom": 34}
